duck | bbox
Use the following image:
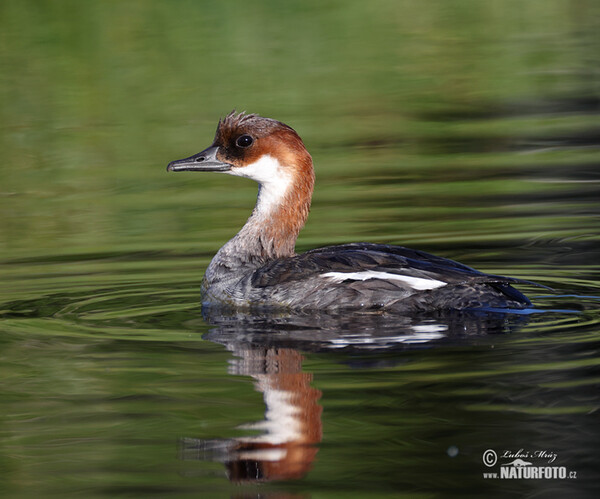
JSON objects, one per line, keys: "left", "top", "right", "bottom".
{"left": 167, "top": 111, "right": 533, "bottom": 312}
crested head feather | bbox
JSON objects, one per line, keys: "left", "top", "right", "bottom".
{"left": 214, "top": 110, "right": 296, "bottom": 144}
{"left": 218, "top": 110, "right": 258, "bottom": 129}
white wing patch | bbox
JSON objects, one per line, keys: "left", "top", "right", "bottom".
{"left": 321, "top": 270, "right": 447, "bottom": 291}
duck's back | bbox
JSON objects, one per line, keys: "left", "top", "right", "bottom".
{"left": 209, "top": 243, "right": 532, "bottom": 312}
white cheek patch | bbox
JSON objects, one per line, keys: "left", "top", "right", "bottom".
{"left": 227, "top": 154, "right": 293, "bottom": 215}
{"left": 321, "top": 271, "right": 447, "bottom": 291}
{"left": 227, "top": 154, "right": 289, "bottom": 184}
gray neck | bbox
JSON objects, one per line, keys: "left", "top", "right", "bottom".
{"left": 204, "top": 176, "right": 311, "bottom": 284}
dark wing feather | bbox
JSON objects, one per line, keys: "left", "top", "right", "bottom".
{"left": 251, "top": 243, "right": 530, "bottom": 289}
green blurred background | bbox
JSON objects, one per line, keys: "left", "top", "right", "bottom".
{"left": 1, "top": 0, "right": 598, "bottom": 263}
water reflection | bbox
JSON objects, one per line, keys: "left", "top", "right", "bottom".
{"left": 202, "top": 308, "right": 531, "bottom": 352}
{"left": 181, "top": 343, "right": 322, "bottom": 483}
{"left": 181, "top": 308, "right": 530, "bottom": 483}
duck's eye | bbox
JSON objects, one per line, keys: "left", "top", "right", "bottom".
{"left": 236, "top": 134, "right": 254, "bottom": 148}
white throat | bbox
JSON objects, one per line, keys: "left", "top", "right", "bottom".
{"left": 227, "top": 154, "right": 293, "bottom": 216}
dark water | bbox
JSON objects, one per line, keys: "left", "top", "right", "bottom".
{"left": 1, "top": 1, "right": 599, "bottom": 497}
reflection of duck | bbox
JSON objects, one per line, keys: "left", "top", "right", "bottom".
{"left": 168, "top": 111, "right": 536, "bottom": 312}
{"left": 181, "top": 346, "right": 321, "bottom": 483}
{"left": 183, "top": 307, "right": 530, "bottom": 483}
{"left": 202, "top": 308, "right": 530, "bottom": 353}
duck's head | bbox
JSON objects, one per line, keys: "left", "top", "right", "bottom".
{"left": 167, "top": 111, "right": 313, "bottom": 188}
